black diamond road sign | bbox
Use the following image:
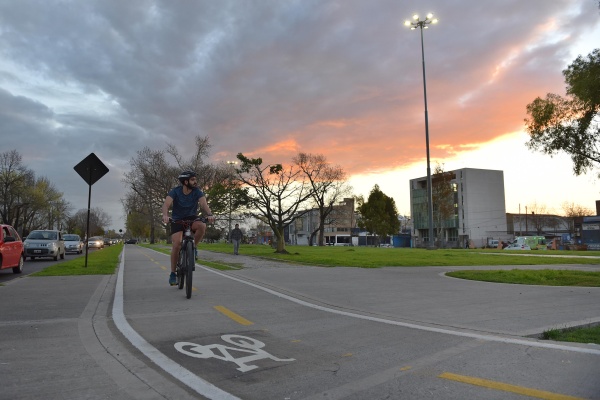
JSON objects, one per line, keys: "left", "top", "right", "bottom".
{"left": 74, "top": 153, "right": 109, "bottom": 186}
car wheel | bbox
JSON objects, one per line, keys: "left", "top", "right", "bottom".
{"left": 60, "top": 249, "right": 65, "bottom": 259}
{"left": 53, "top": 253, "right": 58, "bottom": 261}
{"left": 12, "top": 256, "right": 24, "bottom": 274}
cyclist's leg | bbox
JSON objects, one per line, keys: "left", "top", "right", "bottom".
{"left": 169, "top": 230, "right": 183, "bottom": 285}
{"left": 170, "top": 231, "right": 183, "bottom": 273}
{"left": 191, "top": 220, "right": 206, "bottom": 246}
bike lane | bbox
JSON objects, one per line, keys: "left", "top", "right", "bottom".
{"left": 118, "top": 246, "right": 600, "bottom": 400}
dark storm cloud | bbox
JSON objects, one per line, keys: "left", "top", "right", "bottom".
{"left": 0, "top": 0, "right": 598, "bottom": 226}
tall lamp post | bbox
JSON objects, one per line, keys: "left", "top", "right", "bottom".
{"left": 226, "top": 161, "right": 238, "bottom": 242}
{"left": 405, "top": 13, "right": 438, "bottom": 248}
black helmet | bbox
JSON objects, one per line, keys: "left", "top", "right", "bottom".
{"left": 178, "top": 170, "right": 197, "bottom": 184}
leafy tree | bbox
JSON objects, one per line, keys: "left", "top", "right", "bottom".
{"left": 431, "top": 163, "right": 456, "bottom": 245}
{"left": 235, "top": 153, "right": 313, "bottom": 253}
{"left": 357, "top": 185, "right": 399, "bottom": 245}
{"left": 125, "top": 210, "right": 151, "bottom": 239}
{"left": 293, "top": 153, "right": 351, "bottom": 246}
{"left": 525, "top": 49, "right": 600, "bottom": 177}
{"left": 207, "top": 176, "right": 249, "bottom": 240}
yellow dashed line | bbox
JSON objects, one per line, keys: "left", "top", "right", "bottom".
{"left": 439, "top": 372, "right": 584, "bottom": 400}
{"left": 214, "top": 306, "right": 254, "bottom": 326}
{"left": 400, "top": 366, "right": 412, "bottom": 371}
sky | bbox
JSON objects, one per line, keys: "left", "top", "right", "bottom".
{"left": 1, "top": 0, "right": 599, "bottom": 231}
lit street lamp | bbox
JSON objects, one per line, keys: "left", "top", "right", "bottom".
{"left": 404, "top": 13, "right": 438, "bottom": 248}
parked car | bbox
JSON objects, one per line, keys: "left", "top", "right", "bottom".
{"left": 503, "top": 243, "right": 531, "bottom": 251}
{"left": 103, "top": 238, "right": 112, "bottom": 246}
{"left": 88, "top": 236, "right": 104, "bottom": 249}
{"left": 64, "top": 234, "right": 84, "bottom": 254}
{"left": 0, "top": 224, "right": 24, "bottom": 274}
{"left": 125, "top": 238, "right": 138, "bottom": 244}
{"left": 23, "top": 229, "right": 65, "bottom": 261}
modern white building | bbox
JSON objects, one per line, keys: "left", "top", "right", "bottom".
{"left": 410, "top": 168, "right": 508, "bottom": 248}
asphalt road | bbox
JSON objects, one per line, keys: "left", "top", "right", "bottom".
{"left": 1, "top": 245, "right": 599, "bottom": 400}
{"left": 113, "top": 246, "right": 600, "bottom": 400}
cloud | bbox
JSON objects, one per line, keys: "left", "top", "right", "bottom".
{"left": 0, "top": 0, "right": 598, "bottom": 228}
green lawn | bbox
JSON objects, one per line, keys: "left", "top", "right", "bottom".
{"left": 446, "top": 269, "right": 600, "bottom": 287}
{"left": 31, "top": 243, "right": 123, "bottom": 276}
{"left": 542, "top": 325, "right": 600, "bottom": 345}
{"left": 192, "top": 242, "right": 600, "bottom": 268}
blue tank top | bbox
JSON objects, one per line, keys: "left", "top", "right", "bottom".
{"left": 167, "top": 186, "right": 205, "bottom": 220}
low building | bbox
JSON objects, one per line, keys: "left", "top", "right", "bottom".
{"left": 410, "top": 168, "right": 508, "bottom": 248}
{"left": 289, "top": 198, "right": 356, "bottom": 246}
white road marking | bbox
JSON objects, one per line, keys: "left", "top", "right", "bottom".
{"left": 112, "top": 248, "right": 240, "bottom": 400}
{"left": 200, "top": 264, "right": 600, "bottom": 356}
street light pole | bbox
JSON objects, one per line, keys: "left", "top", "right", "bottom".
{"left": 405, "top": 13, "right": 438, "bottom": 248}
{"left": 226, "top": 161, "right": 238, "bottom": 243}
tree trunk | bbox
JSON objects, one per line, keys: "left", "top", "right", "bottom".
{"left": 274, "top": 228, "right": 288, "bottom": 254}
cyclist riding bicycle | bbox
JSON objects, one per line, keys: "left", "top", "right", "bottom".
{"left": 161, "top": 170, "right": 215, "bottom": 286}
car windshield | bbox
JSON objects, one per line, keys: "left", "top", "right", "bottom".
{"left": 28, "top": 231, "right": 57, "bottom": 240}
{"left": 64, "top": 235, "right": 80, "bottom": 241}
{"left": 89, "top": 237, "right": 102, "bottom": 241}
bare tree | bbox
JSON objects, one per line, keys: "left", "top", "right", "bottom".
{"left": 560, "top": 201, "right": 596, "bottom": 235}
{"left": 122, "top": 147, "right": 176, "bottom": 243}
{"left": 66, "top": 208, "right": 111, "bottom": 237}
{"left": 293, "top": 153, "right": 352, "bottom": 246}
{"left": 235, "top": 153, "right": 313, "bottom": 253}
{"left": 0, "top": 150, "right": 34, "bottom": 231}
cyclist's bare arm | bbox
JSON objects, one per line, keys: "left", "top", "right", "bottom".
{"left": 198, "top": 197, "right": 215, "bottom": 224}
{"left": 161, "top": 195, "right": 174, "bottom": 224}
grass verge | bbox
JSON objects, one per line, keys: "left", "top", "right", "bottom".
{"left": 542, "top": 325, "right": 600, "bottom": 345}
{"left": 192, "top": 243, "right": 600, "bottom": 267}
{"left": 31, "top": 243, "right": 123, "bottom": 276}
{"left": 445, "top": 269, "right": 600, "bottom": 287}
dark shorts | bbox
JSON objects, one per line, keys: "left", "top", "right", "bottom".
{"left": 170, "top": 217, "right": 203, "bottom": 235}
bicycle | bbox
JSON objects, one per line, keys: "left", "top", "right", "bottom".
{"left": 171, "top": 217, "right": 206, "bottom": 299}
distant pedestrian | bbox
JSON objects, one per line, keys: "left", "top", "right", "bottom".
{"left": 230, "top": 224, "right": 243, "bottom": 255}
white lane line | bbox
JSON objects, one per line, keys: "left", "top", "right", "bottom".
{"left": 199, "top": 264, "right": 600, "bottom": 356}
{"left": 112, "top": 248, "right": 240, "bottom": 400}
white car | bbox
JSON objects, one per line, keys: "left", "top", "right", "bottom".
{"left": 503, "top": 243, "right": 531, "bottom": 250}
{"left": 64, "top": 234, "right": 84, "bottom": 254}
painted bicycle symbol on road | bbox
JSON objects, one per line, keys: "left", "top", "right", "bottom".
{"left": 175, "top": 334, "right": 295, "bottom": 372}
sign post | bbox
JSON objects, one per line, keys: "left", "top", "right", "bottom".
{"left": 74, "top": 153, "right": 109, "bottom": 268}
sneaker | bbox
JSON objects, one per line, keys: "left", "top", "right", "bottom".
{"left": 169, "top": 272, "right": 177, "bottom": 286}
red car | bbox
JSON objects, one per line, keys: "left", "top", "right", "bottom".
{"left": 0, "top": 224, "right": 24, "bottom": 274}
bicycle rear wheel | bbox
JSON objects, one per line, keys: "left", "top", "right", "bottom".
{"left": 184, "top": 240, "right": 194, "bottom": 299}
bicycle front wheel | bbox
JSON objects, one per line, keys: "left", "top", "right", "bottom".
{"left": 177, "top": 250, "right": 185, "bottom": 290}
{"left": 184, "top": 240, "right": 194, "bottom": 299}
